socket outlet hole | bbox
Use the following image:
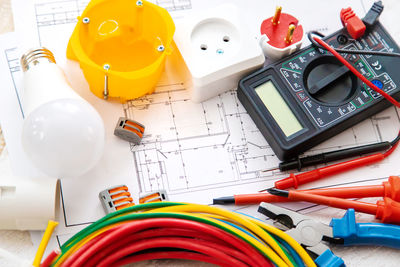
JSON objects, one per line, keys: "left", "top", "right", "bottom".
{"left": 200, "top": 44, "right": 208, "bottom": 50}
{"left": 223, "top": 36, "right": 230, "bottom": 42}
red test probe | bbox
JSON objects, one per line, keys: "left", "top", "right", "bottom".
{"left": 269, "top": 143, "right": 397, "bottom": 190}
{"left": 267, "top": 187, "right": 400, "bottom": 224}
{"left": 213, "top": 176, "right": 400, "bottom": 205}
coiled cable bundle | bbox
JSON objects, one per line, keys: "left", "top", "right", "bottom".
{"left": 41, "top": 202, "right": 315, "bottom": 267}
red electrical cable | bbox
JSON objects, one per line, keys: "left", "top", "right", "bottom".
{"left": 313, "top": 37, "right": 400, "bottom": 108}
{"left": 83, "top": 227, "right": 268, "bottom": 267}
{"left": 111, "top": 251, "right": 232, "bottom": 267}
{"left": 59, "top": 229, "right": 112, "bottom": 267}
{"left": 86, "top": 227, "right": 267, "bottom": 267}
{"left": 63, "top": 218, "right": 271, "bottom": 267}
{"left": 95, "top": 237, "right": 249, "bottom": 267}
{"left": 63, "top": 226, "right": 227, "bottom": 267}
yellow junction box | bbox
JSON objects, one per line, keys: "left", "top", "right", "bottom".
{"left": 67, "top": 0, "right": 175, "bottom": 102}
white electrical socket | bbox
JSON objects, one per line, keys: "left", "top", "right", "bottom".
{"left": 174, "top": 4, "right": 265, "bottom": 102}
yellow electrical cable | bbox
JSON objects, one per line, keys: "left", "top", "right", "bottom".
{"left": 33, "top": 220, "right": 58, "bottom": 267}
{"left": 193, "top": 207, "right": 314, "bottom": 266}
{"left": 147, "top": 204, "right": 295, "bottom": 267}
{"left": 201, "top": 212, "right": 315, "bottom": 267}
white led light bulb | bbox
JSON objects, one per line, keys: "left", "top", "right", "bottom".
{"left": 20, "top": 48, "right": 105, "bottom": 178}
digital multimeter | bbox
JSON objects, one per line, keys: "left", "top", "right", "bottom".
{"left": 238, "top": 22, "right": 400, "bottom": 160}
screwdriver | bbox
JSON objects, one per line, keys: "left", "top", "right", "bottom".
{"left": 213, "top": 176, "right": 400, "bottom": 205}
{"left": 267, "top": 187, "right": 400, "bottom": 224}
{"left": 264, "top": 141, "right": 391, "bottom": 172}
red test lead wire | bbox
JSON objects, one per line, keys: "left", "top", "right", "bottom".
{"left": 313, "top": 36, "right": 400, "bottom": 108}
{"left": 274, "top": 152, "right": 386, "bottom": 189}
{"left": 272, "top": 140, "right": 399, "bottom": 190}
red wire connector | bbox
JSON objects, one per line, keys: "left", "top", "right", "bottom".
{"left": 340, "top": 7, "right": 366, "bottom": 39}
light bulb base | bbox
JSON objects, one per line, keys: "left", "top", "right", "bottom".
{"left": 20, "top": 48, "right": 56, "bottom": 72}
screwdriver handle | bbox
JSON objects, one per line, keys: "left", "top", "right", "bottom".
{"left": 279, "top": 141, "right": 391, "bottom": 171}
{"left": 275, "top": 153, "right": 385, "bottom": 189}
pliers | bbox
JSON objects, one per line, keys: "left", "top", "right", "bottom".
{"left": 258, "top": 202, "right": 400, "bottom": 267}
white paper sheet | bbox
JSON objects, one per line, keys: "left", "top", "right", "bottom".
{"left": 6, "top": 0, "right": 400, "bottom": 257}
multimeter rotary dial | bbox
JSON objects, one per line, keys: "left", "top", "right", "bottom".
{"left": 304, "top": 56, "right": 358, "bottom": 105}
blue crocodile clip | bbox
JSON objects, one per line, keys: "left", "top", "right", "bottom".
{"left": 258, "top": 203, "right": 400, "bottom": 267}
{"left": 330, "top": 209, "right": 400, "bottom": 249}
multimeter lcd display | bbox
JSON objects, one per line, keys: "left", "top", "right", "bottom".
{"left": 255, "top": 81, "right": 303, "bottom": 137}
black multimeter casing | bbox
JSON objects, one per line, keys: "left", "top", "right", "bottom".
{"left": 238, "top": 22, "right": 400, "bottom": 160}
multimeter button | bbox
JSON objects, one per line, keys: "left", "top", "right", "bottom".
{"left": 348, "top": 54, "right": 358, "bottom": 62}
{"left": 369, "top": 90, "right": 380, "bottom": 99}
{"left": 387, "top": 81, "right": 396, "bottom": 91}
{"left": 296, "top": 91, "right": 308, "bottom": 101}
{"left": 371, "top": 79, "right": 383, "bottom": 89}
{"left": 281, "top": 69, "right": 303, "bottom": 92}
{"left": 337, "top": 34, "right": 348, "bottom": 45}
{"left": 353, "top": 90, "right": 372, "bottom": 108}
